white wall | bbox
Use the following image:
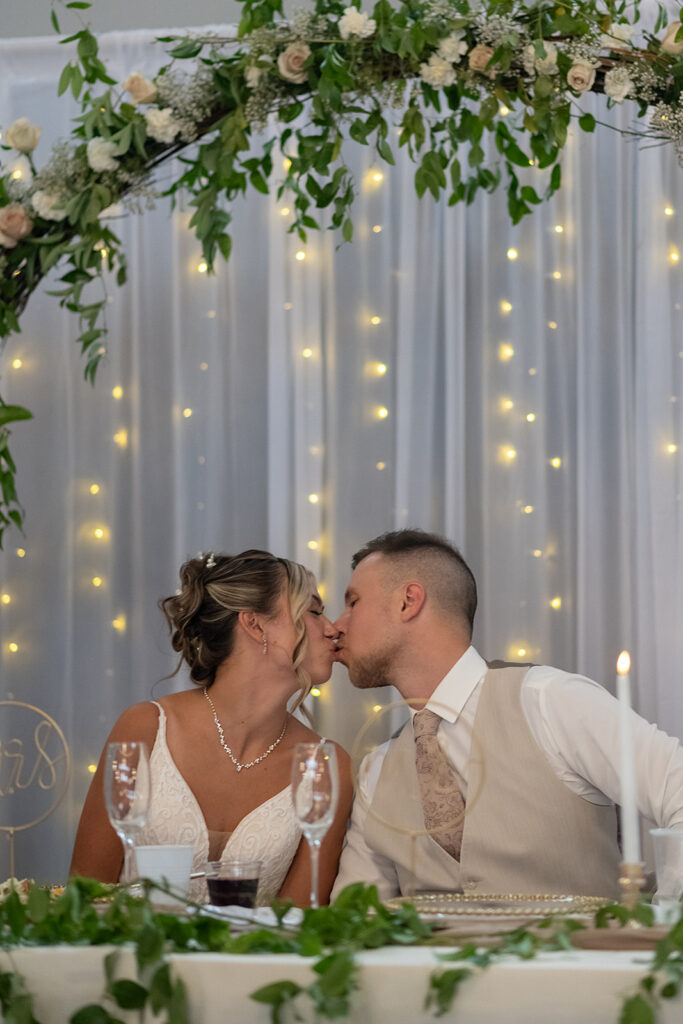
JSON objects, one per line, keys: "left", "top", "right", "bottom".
{"left": 2, "top": 0, "right": 245, "bottom": 37}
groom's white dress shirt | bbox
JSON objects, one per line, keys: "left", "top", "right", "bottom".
{"left": 332, "top": 646, "right": 683, "bottom": 900}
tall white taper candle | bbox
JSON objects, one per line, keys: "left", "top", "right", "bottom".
{"left": 616, "top": 650, "right": 640, "bottom": 864}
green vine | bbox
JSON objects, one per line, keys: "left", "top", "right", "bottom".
{"left": 1, "top": 0, "right": 683, "bottom": 539}
{"left": 1, "top": 879, "right": 682, "bottom": 1024}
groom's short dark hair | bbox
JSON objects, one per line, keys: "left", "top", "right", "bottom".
{"left": 352, "top": 529, "right": 477, "bottom": 634}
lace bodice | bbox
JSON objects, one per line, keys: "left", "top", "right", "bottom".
{"left": 134, "top": 702, "right": 302, "bottom": 903}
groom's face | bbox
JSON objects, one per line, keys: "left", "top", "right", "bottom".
{"left": 333, "top": 553, "right": 398, "bottom": 689}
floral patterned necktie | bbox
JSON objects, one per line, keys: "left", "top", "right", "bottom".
{"left": 413, "top": 708, "right": 465, "bottom": 861}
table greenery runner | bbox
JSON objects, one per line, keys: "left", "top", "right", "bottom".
{"left": 0, "top": 878, "right": 682, "bottom": 1024}
{"left": 1, "top": 0, "right": 683, "bottom": 539}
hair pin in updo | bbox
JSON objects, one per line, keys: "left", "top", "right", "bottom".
{"left": 205, "top": 552, "right": 216, "bottom": 568}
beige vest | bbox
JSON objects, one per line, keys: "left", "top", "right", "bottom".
{"left": 365, "top": 665, "right": 621, "bottom": 898}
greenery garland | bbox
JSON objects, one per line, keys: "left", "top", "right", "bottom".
{"left": 0, "top": 878, "right": 682, "bottom": 1024}
{"left": 1, "top": 0, "right": 683, "bottom": 540}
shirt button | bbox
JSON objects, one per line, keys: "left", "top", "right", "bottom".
{"left": 465, "top": 879, "right": 477, "bottom": 890}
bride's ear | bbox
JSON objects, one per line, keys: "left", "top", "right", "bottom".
{"left": 237, "top": 609, "right": 265, "bottom": 646}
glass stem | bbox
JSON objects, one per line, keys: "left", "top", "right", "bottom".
{"left": 122, "top": 836, "right": 137, "bottom": 883}
{"left": 308, "top": 837, "right": 322, "bottom": 909}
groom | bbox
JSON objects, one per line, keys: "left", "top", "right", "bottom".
{"left": 331, "top": 529, "right": 683, "bottom": 900}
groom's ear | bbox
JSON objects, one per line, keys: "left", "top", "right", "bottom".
{"left": 399, "top": 581, "right": 425, "bottom": 621}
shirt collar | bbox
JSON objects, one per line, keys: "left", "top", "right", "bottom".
{"left": 417, "top": 645, "right": 487, "bottom": 723}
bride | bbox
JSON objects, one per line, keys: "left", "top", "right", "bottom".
{"left": 70, "top": 549, "right": 353, "bottom": 905}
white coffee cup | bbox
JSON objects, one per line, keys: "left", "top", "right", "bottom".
{"left": 135, "top": 844, "right": 194, "bottom": 902}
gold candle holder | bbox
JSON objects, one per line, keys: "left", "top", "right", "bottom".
{"left": 619, "top": 861, "right": 645, "bottom": 914}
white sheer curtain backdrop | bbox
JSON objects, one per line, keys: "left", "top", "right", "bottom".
{"left": 0, "top": 22, "right": 681, "bottom": 882}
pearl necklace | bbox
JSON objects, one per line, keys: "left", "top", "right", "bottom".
{"left": 202, "top": 687, "right": 287, "bottom": 772}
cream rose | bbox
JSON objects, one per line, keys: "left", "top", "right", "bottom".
{"left": 87, "top": 138, "right": 119, "bottom": 172}
{"left": 145, "top": 108, "right": 181, "bottom": 144}
{"left": 420, "top": 55, "right": 457, "bottom": 88}
{"left": 603, "top": 67, "right": 633, "bottom": 103}
{"left": 438, "top": 32, "right": 468, "bottom": 65}
{"left": 5, "top": 117, "right": 41, "bottom": 154}
{"left": 0, "top": 204, "right": 33, "bottom": 248}
{"left": 661, "top": 21, "right": 683, "bottom": 56}
{"left": 31, "top": 190, "right": 66, "bottom": 222}
{"left": 566, "top": 62, "right": 596, "bottom": 92}
{"left": 468, "top": 44, "right": 495, "bottom": 77}
{"left": 122, "top": 70, "right": 157, "bottom": 104}
{"left": 277, "top": 42, "right": 311, "bottom": 84}
{"left": 338, "top": 7, "right": 376, "bottom": 40}
{"left": 523, "top": 41, "right": 558, "bottom": 75}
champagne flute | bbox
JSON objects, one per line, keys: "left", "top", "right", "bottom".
{"left": 291, "top": 741, "right": 338, "bottom": 909}
{"left": 104, "top": 741, "right": 150, "bottom": 883}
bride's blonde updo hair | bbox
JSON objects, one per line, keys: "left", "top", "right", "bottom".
{"left": 159, "top": 549, "right": 315, "bottom": 698}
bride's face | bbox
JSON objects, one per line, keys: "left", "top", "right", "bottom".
{"left": 300, "top": 590, "right": 337, "bottom": 686}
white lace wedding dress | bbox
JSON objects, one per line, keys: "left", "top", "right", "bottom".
{"left": 133, "top": 702, "right": 302, "bottom": 902}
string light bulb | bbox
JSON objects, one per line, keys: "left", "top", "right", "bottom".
{"left": 376, "top": 406, "right": 389, "bottom": 419}
{"left": 197, "top": 261, "right": 208, "bottom": 273}
{"left": 375, "top": 362, "right": 387, "bottom": 376}
{"left": 372, "top": 224, "right": 382, "bottom": 233}
{"left": 376, "top": 461, "right": 386, "bottom": 470}
{"left": 499, "top": 343, "right": 515, "bottom": 362}
{"left": 666, "top": 443, "right": 678, "bottom": 453}
{"left": 522, "top": 505, "right": 534, "bottom": 514}
{"left": 526, "top": 412, "right": 536, "bottom": 422}
{"left": 532, "top": 549, "right": 543, "bottom": 558}
{"left": 92, "top": 576, "right": 103, "bottom": 588}
{"left": 373, "top": 704, "right": 383, "bottom": 713}
{"left": 89, "top": 483, "right": 100, "bottom": 495}
{"left": 500, "top": 397, "right": 514, "bottom": 412}
{"left": 669, "top": 249, "right": 680, "bottom": 264}
{"left": 500, "top": 300, "right": 513, "bottom": 314}
{"left": 554, "top": 224, "right": 564, "bottom": 234}
{"left": 665, "top": 207, "right": 675, "bottom": 217}
{"left": 308, "top": 493, "right": 320, "bottom": 504}
{"left": 183, "top": 408, "right": 192, "bottom": 418}
{"left": 302, "top": 348, "right": 313, "bottom": 358}
{"left": 113, "top": 429, "right": 128, "bottom": 448}
{"left": 307, "top": 540, "right": 319, "bottom": 550}
{"left": 8, "top": 642, "right": 18, "bottom": 653}
{"left": 87, "top": 763, "right": 97, "bottom": 774}
{"left": 507, "top": 248, "right": 518, "bottom": 260}
{"left": 371, "top": 170, "right": 384, "bottom": 183}
{"left": 552, "top": 270, "right": 562, "bottom": 280}
{"left": 16, "top": 548, "right": 26, "bottom": 558}
{"left": 548, "top": 321, "right": 558, "bottom": 329}
{"left": 93, "top": 527, "right": 105, "bottom": 539}
{"left": 310, "top": 687, "right": 321, "bottom": 697}
{"left": 550, "top": 597, "right": 562, "bottom": 609}
{"left": 112, "top": 386, "right": 123, "bottom": 399}
{"left": 280, "top": 206, "right": 290, "bottom": 216}
{"left": 370, "top": 315, "right": 382, "bottom": 325}
{"left": 12, "top": 358, "right": 22, "bottom": 369}
{"left": 112, "top": 615, "right": 127, "bottom": 632}
{"left": 1, "top": 593, "right": 11, "bottom": 605}
{"left": 295, "top": 250, "right": 306, "bottom": 261}
{"left": 550, "top": 457, "right": 562, "bottom": 468}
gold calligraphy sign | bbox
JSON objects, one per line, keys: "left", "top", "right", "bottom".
{"left": 0, "top": 701, "right": 71, "bottom": 877}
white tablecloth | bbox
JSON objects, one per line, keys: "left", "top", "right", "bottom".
{"left": 6, "top": 944, "right": 682, "bottom": 1023}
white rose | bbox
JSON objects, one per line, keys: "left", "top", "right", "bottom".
{"left": 420, "top": 54, "right": 456, "bottom": 88}
{"left": 338, "top": 7, "right": 376, "bottom": 40}
{"left": 31, "top": 190, "right": 66, "bottom": 221}
{"left": 5, "top": 117, "right": 41, "bottom": 154}
{"left": 87, "top": 137, "right": 119, "bottom": 172}
{"left": 468, "top": 44, "right": 496, "bottom": 77}
{"left": 600, "top": 23, "right": 633, "bottom": 50}
{"left": 661, "top": 21, "right": 683, "bottom": 56}
{"left": 121, "top": 70, "right": 157, "bottom": 104}
{"left": 603, "top": 67, "right": 633, "bottom": 103}
{"left": 523, "top": 41, "right": 558, "bottom": 75}
{"left": 145, "top": 108, "right": 181, "bottom": 144}
{"left": 437, "top": 33, "right": 468, "bottom": 64}
{"left": 566, "top": 62, "right": 596, "bottom": 92}
{"left": 277, "top": 43, "right": 311, "bottom": 84}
